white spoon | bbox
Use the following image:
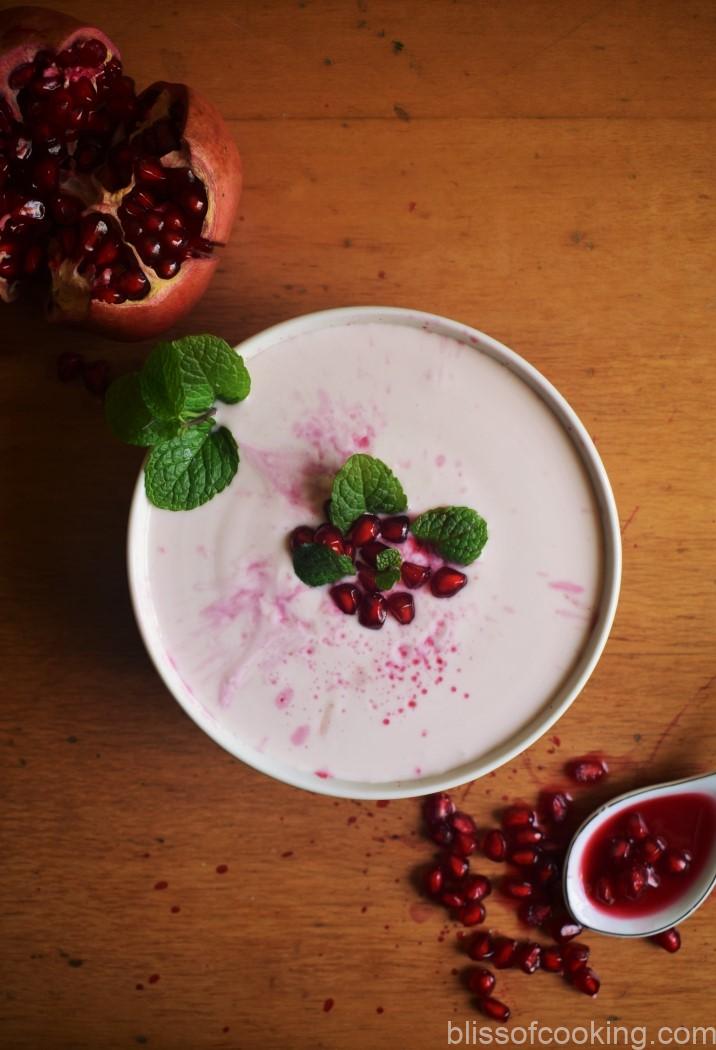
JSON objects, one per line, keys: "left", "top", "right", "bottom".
{"left": 563, "top": 771, "right": 716, "bottom": 937}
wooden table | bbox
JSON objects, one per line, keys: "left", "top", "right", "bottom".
{"left": 2, "top": 1, "right": 715, "bottom": 1047}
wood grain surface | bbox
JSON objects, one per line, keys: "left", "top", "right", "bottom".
{"left": 1, "top": 1, "right": 715, "bottom": 1048}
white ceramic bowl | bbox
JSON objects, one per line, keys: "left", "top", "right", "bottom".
{"left": 127, "top": 306, "right": 621, "bottom": 798}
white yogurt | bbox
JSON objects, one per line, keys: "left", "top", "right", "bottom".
{"left": 132, "top": 315, "right": 608, "bottom": 789}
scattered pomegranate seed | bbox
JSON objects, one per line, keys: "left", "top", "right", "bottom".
{"left": 502, "top": 878, "right": 534, "bottom": 900}
{"left": 539, "top": 790, "right": 571, "bottom": 824}
{"left": 638, "top": 835, "right": 667, "bottom": 865}
{"left": 467, "top": 932, "right": 494, "bottom": 961}
{"left": 82, "top": 359, "right": 110, "bottom": 396}
{"left": 387, "top": 592, "right": 415, "bottom": 625}
{"left": 445, "top": 853, "right": 469, "bottom": 881}
{"left": 330, "top": 583, "right": 360, "bottom": 615}
{"left": 491, "top": 938, "right": 517, "bottom": 969}
{"left": 453, "top": 832, "right": 478, "bottom": 858}
{"left": 350, "top": 513, "right": 380, "bottom": 547}
{"left": 566, "top": 755, "right": 608, "bottom": 783}
{"left": 563, "top": 942, "right": 590, "bottom": 975}
{"left": 57, "top": 351, "right": 83, "bottom": 382}
{"left": 534, "top": 859, "right": 559, "bottom": 887}
{"left": 541, "top": 946, "right": 564, "bottom": 973}
{"left": 401, "top": 561, "right": 431, "bottom": 589}
{"left": 480, "top": 998, "right": 510, "bottom": 1022}
{"left": 430, "top": 566, "right": 467, "bottom": 598}
{"left": 357, "top": 563, "right": 378, "bottom": 592}
{"left": 424, "top": 865, "right": 444, "bottom": 896}
{"left": 550, "top": 918, "right": 583, "bottom": 943}
{"left": 482, "top": 829, "right": 508, "bottom": 862}
{"left": 515, "top": 941, "right": 542, "bottom": 974}
{"left": 463, "top": 874, "right": 491, "bottom": 902}
{"left": 595, "top": 875, "right": 616, "bottom": 906}
{"left": 423, "top": 792, "right": 455, "bottom": 825}
{"left": 441, "top": 890, "right": 465, "bottom": 910}
{"left": 663, "top": 849, "right": 691, "bottom": 875}
{"left": 380, "top": 515, "right": 409, "bottom": 542}
{"left": 572, "top": 967, "right": 600, "bottom": 997}
{"left": 289, "top": 525, "right": 315, "bottom": 549}
{"left": 502, "top": 804, "right": 536, "bottom": 830}
{"left": 509, "top": 846, "right": 540, "bottom": 867}
{"left": 430, "top": 822, "right": 454, "bottom": 847}
{"left": 459, "top": 901, "right": 486, "bottom": 926}
{"left": 608, "top": 837, "right": 632, "bottom": 864}
{"left": 652, "top": 927, "right": 681, "bottom": 953}
{"left": 360, "top": 540, "right": 390, "bottom": 567}
{"left": 466, "top": 967, "right": 495, "bottom": 996}
{"left": 518, "top": 901, "right": 551, "bottom": 927}
{"left": 358, "top": 591, "right": 387, "bottom": 629}
{"left": 451, "top": 812, "right": 477, "bottom": 835}
{"left": 513, "top": 827, "right": 544, "bottom": 846}
{"left": 314, "top": 522, "right": 347, "bottom": 556}
{"left": 626, "top": 811, "right": 650, "bottom": 841}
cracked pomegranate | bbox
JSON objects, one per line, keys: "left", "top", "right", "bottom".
{"left": 0, "top": 6, "right": 240, "bottom": 339}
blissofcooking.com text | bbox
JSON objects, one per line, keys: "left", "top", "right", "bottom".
{"left": 447, "top": 1020, "right": 716, "bottom": 1048}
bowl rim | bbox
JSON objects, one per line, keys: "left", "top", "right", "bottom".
{"left": 127, "top": 305, "right": 622, "bottom": 799}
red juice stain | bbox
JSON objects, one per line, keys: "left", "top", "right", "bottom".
{"left": 135, "top": 983, "right": 144, "bottom": 991}
{"left": 581, "top": 792, "right": 716, "bottom": 917}
{"left": 377, "top": 1005, "right": 385, "bottom": 1014}
{"left": 376, "top": 800, "right": 390, "bottom": 808}
{"left": 154, "top": 881, "right": 168, "bottom": 891}
{"left": 347, "top": 815, "right": 357, "bottom": 825}
{"left": 281, "top": 850, "right": 294, "bottom": 858}
{"left": 323, "top": 998, "right": 334, "bottom": 1013}
{"left": 170, "top": 906, "right": 181, "bottom": 914}
{"left": 408, "top": 201, "right": 416, "bottom": 212}
{"left": 148, "top": 974, "right": 160, "bottom": 984}
{"left": 216, "top": 864, "right": 229, "bottom": 874}
{"left": 222, "top": 1027, "right": 230, "bottom": 1034}
{"left": 377, "top": 270, "right": 386, "bottom": 279}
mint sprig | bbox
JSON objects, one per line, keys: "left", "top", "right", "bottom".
{"left": 329, "top": 454, "right": 408, "bottom": 533}
{"left": 292, "top": 543, "right": 355, "bottom": 586}
{"left": 376, "top": 547, "right": 401, "bottom": 572}
{"left": 375, "top": 565, "right": 401, "bottom": 590}
{"left": 411, "top": 506, "right": 488, "bottom": 564}
{"left": 105, "top": 334, "right": 251, "bottom": 511}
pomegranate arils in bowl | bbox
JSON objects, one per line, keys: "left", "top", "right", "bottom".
{"left": 380, "top": 515, "right": 409, "bottom": 542}
{"left": 386, "top": 591, "right": 415, "bottom": 625}
{"left": 358, "top": 591, "right": 387, "bottom": 630}
{"left": 329, "top": 583, "right": 360, "bottom": 616}
{"left": 314, "top": 522, "right": 347, "bottom": 556}
{"left": 400, "top": 561, "right": 430, "bottom": 589}
{"left": 430, "top": 566, "right": 467, "bottom": 598}
{"left": 350, "top": 513, "right": 380, "bottom": 547}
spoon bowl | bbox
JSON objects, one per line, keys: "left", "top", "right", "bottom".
{"left": 563, "top": 771, "right": 716, "bottom": 937}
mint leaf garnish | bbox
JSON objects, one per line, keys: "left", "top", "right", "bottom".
{"left": 105, "top": 373, "right": 181, "bottom": 446}
{"left": 144, "top": 423, "right": 239, "bottom": 511}
{"left": 411, "top": 506, "right": 488, "bottom": 565}
{"left": 375, "top": 566, "right": 401, "bottom": 590}
{"left": 330, "top": 454, "right": 408, "bottom": 533}
{"left": 376, "top": 547, "right": 401, "bottom": 572}
{"left": 140, "top": 335, "right": 250, "bottom": 422}
{"left": 292, "top": 543, "right": 355, "bottom": 587}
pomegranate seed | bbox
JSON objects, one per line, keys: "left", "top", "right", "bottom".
{"left": 430, "top": 566, "right": 467, "bottom": 598}
{"left": 9, "top": 62, "right": 36, "bottom": 89}
{"left": 400, "top": 561, "right": 430, "bottom": 589}
{"left": 162, "top": 230, "right": 188, "bottom": 255}
{"left": 422, "top": 792, "right": 455, "bottom": 824}
{"left": 502, "top": 804, "right": 536, "bottom": 830}
{"left": 663, "top": 849, "right": 691, "bottom": 875}
{"left": 492, "top": 937, "right": 517, "bottom": 969}
{"left": 509, "top": 846, "right": 540, "bottom": 867}
{"left": 82, "top": 360, "right": 110, "bottom": 397}
{"left": 534, "top": 859, "right": 559, "bottom": 887}
{"left": 466, "top": 967, "right": 495, "bottom": 997}
{"left": 515, "top": 941, "right": 541, "bottom": 974}
{"left": 625, "top": 811, "right": 650, "bottom": 841}
{"left": 620, "top": 862, "right": 647, "bottom": 900}
{"left": 595, "top": 875, "right": 616, "bottom": 905}
{"left": 502, "top": 877, "right": 534, "bottom": 899}
{"left": 467, "top": 932, "right": 494, "bottom": 960}
{"left": 652, "top": 927, "right": 681, "bottom": 953}
{"left": 180, "top": 191, "right": 207, "bottom": 217}
{"left": 463, "top": 874, "right": 491, "bottom": 901}
{"left": 513, "top": 826, "right": 544, "bottom": 846}
{"left": 541, "top": 946, "right": 564, "bottom": 973}
{"left": 57, "top": 351, "right": 83, "bottom": 382}
{"left": 380, "top": 515, "right": 409, "bottom": 542}
{"left": 330, "top": 584, "right": 360, "bottom": 615}
{"left": 430, "top": 822, "right": 454, "bottom": 848}
{"left": 360, "top": 540, "right": 389, "bottom": 567}
{"left": 453, "top": 832, "right": 478, "bottom": 858}
{"left": 450, "top": 811, "right": 477, "bottom": 835}
{"left": 608, "top": 837, "right": 632, "bottom": 864}
{"left": 342, "top": 540, "right": 355, "bottom": 560}
{"left": 94, "top": 239, "right": 120, "bottom": 266}
{"left": 358, "top": 592, "right": 387, "bottom": 629}
{"left": 33, "top": 158, "right": 59, "bottom": 192}
{"left": 93, "top": 287, "right": 126, "bottom": 305}
{"left": 155, "top": 258, "right": 180, "bottom": 279}
{"left": 441, "top": 890, "right": 465, "bottom": 910}
{"left": 518, "top": 901, "right": 551, "bottom": 927}
{"left": 136, "top": 157, "right": 167, "bottom": 184}
{"left": 572, "top": 967, "right": 600, "bottom": 997}
{"left": 289, "top": 525, "right": 315, "bottom": 549}
{"left": 79, "top": 214, "right": 109, "bottom": 252}
{"left": 349, "top": 514, "right": 381, "bottom": 547}
{"left": 459, "top": 901, "right": 486, "bottom": 926}
{"left": 69, "top": 76, "right": 96, "bottom": 106}
{"left": 138, "top": 235, "right": 161, "bottom": 260}
{"left": 117, "top": 270, "right": 150, "bottom": 299}
{"left": 424, "top": 865, "right": 444, "bottom": 896}
{"left": 645, "top": 864, "right": 661, "bottom": 889}
{"left": 566, "top": 755, "right": 608, "bottom": 783}
{"left": 387, "top": 592, "right": 415, "bottom": 625}
{"left": 23, "top": 245, "right": 43, "bottom": 275}
{"left": 482, "top": 829, "right": 507, "bottom": 862}
{"left": 161, "top": 206, "right": 186, "bottom": 232}
{"left": 357, "top": 563, "right": 377, "bottom": 592}
{"left": 314, "top": 523, "right": 346, "bottom": 555}
{"left": 638, "top": 835, "right": 667, "bottom": 865}
{"left": 480, "top": 998, "right": 510, "bottom": 1023}
{"left": 77, "top": 39, "right": 108, "bottom": 66}
{"left": 445, "top": 853, "right": 469, "bottom": 880}
{"left": 52, "top": 193, "right": 82, "bottom": 225}
{"left": 551, "top": 918, "right": 583, "bottom": 943}
{"left": 539, "top": 790, "right": 571, "bottom": 824}
{"left": 563, "top": 941, "right": 590, "bottom": 975}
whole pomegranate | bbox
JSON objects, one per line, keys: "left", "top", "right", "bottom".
{"left": 0, "top": 6, "right": 241, "bottom": 340}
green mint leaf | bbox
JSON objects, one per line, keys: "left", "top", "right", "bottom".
{"left": 376, "top": 547, "right": 401, "bottom": 572}
{"left": 375, "top": 565, "right": 401, "bottom": 590}
{"left": 144, "top": 424, "right": 239, "bottom": 511}
{"left": 105, "top": 372, "right": 182, "bottom": 446}
{"left": 292, "top": 543, "right": 355, "bottom": 587}
{"left": 140, "top": 335, "right": 251, "bottom": 421}
{"left": 411, "top": 506, "right": 488, "bottom": 565}
{"left": 329, "top": 454, "right": 408, "bottom": 533}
